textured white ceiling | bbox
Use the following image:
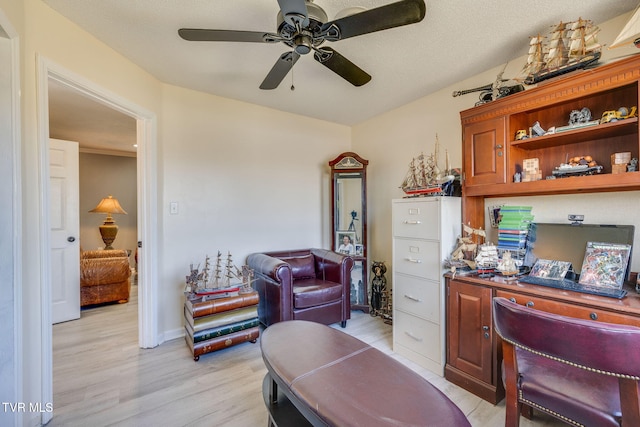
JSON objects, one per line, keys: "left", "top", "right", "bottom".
{"left": 44, "top": 0, "right": 639, "bottom": 152}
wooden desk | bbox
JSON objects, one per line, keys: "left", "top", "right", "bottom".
{"left": 445, "top": 274, "right": 640, "bottom": 403}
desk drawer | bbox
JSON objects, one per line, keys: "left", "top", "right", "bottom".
{"left": 393, "top": 239, "right": 440, "bottom": 280}
{"left": 496, "top": 290, "right": 640, "bottom": 327}
{"left": 394, "top": 310, "right": 441, "bottom": 363}
{"left": 394, "top": 275, "right": 440, "bottom": 323}
{"left": 392, "top": 200, "right": 440, "bottom": 240}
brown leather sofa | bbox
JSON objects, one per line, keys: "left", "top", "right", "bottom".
{"left": 247, "top": 248, "right": 353, "bottom": 328}
{"left": 80, "top": 249, "right": 131, "bottom": 306}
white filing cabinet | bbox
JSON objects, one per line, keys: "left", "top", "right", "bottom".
{"left": 392, "top": 197, "right": 461, "bottom": 375}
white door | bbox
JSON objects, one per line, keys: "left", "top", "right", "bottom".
{"left": 50, "top": 138, "right": 80, "bottom": 324}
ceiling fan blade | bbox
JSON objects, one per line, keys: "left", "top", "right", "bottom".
{"left": 319, "top": 0, "right": 426, "bottom": 41}
{"left": 277, "top": 0, "right": 309, "bottom": 27}
{"left": 314, "top": 48, "right": 371, "bottom": 87}
{"left": 260, "top": 51, "right": 301, "bottom": 90}
{"left": 178, "top": 28, "right": 277, "bottom": 43}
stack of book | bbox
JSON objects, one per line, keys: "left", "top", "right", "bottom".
{"left": 497, "top": 206, "right": 534, "bottom": 266}
{"left": 184, "top": 289, "right": 260, "bottom": 361}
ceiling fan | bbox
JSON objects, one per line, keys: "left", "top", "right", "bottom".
{"left": 178, "top": 0, "right": 426, "bottom": 89}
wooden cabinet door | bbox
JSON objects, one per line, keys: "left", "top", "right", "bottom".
{"left": 447, "top": 279, "right": 493, "bottom": 383}
{"left": 463, "top": 116, "right": 506, "bottom": 186}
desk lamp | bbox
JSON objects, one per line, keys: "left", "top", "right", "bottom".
{"left": 89, "top": 195, "right": 127, "bottom": 249}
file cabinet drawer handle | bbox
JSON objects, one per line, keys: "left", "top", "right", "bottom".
{"left": 403, "top": 294, "right": 422, "bottom": 302}
{"left": 405, "top": 258, "right": 422, "bottom": 263}
{"left": 404, "top": 331, "right": 423, "bottom": 342}
{"left": 403, "top": 220, "right": 422, "bottom": 225}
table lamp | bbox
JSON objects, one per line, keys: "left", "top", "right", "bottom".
{"left": 89, "top": 195, "right": 127, "bottom": 249}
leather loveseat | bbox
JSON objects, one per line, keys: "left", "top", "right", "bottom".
{"left": 80, "top": 249, "right": 131, "bottom": 306}
{"left": 247, "top": 248, "right": 353, "bottom": 328}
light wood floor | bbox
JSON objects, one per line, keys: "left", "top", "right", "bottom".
{"left": 51, "top": 285, "right": 566, "bottom": 426}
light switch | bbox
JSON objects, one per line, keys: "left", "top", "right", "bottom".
{"left": 170, "top": 202, "right": 178, "bottom": 215}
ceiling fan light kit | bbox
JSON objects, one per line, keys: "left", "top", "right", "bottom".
{"left": 179, "top": 0, "right": 426, "bottom": 89}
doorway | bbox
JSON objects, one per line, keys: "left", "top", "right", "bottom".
{"left": 37, "top": 57, "right": 159, "bottom": 424}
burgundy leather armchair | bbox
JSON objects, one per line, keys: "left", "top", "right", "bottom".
{"left": 246, "top": 248, "right": 353, "bottom": 328}
{"left": 493, "top": 297, "right": 640, "bottom": 427}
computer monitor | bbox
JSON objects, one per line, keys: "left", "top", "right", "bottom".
{"left": 525, "top": 223, "right": 635, "bottom": 281}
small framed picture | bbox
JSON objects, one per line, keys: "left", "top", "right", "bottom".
{"left": 336, "top": 231, "right": 356, "bottom": 255}
{"left": 355, "top": 244, "right": 364, "bottom": 256}
{"left": 488, "top": 205, "right": 503, "bottom": 228}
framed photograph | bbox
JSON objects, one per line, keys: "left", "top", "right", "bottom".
{"left": 355, "top": 244, "right": 364, "bottom": 256}
{"left": 336, "top": 231, "right": 356, "bottom": 255}
{"left": 579, "top": 242, "right": 631, "bottom": 289}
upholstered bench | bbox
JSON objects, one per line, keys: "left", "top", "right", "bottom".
{"left": 261, "top": 320, "right": 470, "bottom": 427}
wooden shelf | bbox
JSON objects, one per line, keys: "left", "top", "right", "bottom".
{"left": 464, "top": 171, "right": 640, "bottom": 197}
{"left": 510, "top": 118, "right": 638, "bottom": 151}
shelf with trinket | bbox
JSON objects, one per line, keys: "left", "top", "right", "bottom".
{"left": 510, "top": 116, "right": 638, "bottom": 151}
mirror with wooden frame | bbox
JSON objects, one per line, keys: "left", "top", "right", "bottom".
{"left": 329, "top": 152, "right": 369, "bottom": 313}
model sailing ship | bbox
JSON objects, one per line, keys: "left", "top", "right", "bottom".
{"left": 185, "top": 251, "right": 254, "bottom": 296}
{"left": 496, "top": 251, "right": 519, "bottom": 279}
{"left": 520, "top": 18, "right": 602, "bottom": 85}
{"left": 400, "top": 135, "right": 455, "bottom": 197}
{"left": 475, "top": 242, "right": 499, "bottom": 273}
{"left": 447, "top": 224, "right": 486, "bottom": 270}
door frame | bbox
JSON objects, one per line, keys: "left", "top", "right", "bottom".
{"left": 36, "top": 56, "right": 159, "bottom": 424}
{"left": 1, "top": 9, "right": 22, "bottom": 427}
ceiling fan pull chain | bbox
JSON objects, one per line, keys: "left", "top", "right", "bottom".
{"left": 290, "top": 53, "right": 295, "bottom": 91}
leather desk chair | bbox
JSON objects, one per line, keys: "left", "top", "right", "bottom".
{"left": 247, "top": 248, "right": 353, "bottom": 328}
{"left": 493, "top": 297, "right": 640, "bottom": 427}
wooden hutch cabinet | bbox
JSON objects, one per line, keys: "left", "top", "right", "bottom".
{"left": 463, "top": 116, "right": 507, "bottom": 187}
{"left": 460, "top": 54, "right": 640, "bottom": 228}
{"left": 445, "top": 279, "right": 500, "bottom": 403}
{"left": 446, "top": 54, "right": 640, "bottom": 403}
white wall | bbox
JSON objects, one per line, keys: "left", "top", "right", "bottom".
{"left": 160, "top": 84, "right": 349, "bottom": 335}
{"left": 353, "top": 11, "right": 640, "bottom": 283}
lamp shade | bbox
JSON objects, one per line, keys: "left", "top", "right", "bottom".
{"left": 610, "top": 4, "right": 640, "bottom": 48}
{"left": 89, "top": 195, "right": 128, "bottom": 215}
{"left": 90, "top": 196, "right": 127, "bottom": 249}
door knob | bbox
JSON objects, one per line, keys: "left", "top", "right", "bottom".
{"left": 67, "top": 236, "right": 76, "bottom": 242}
